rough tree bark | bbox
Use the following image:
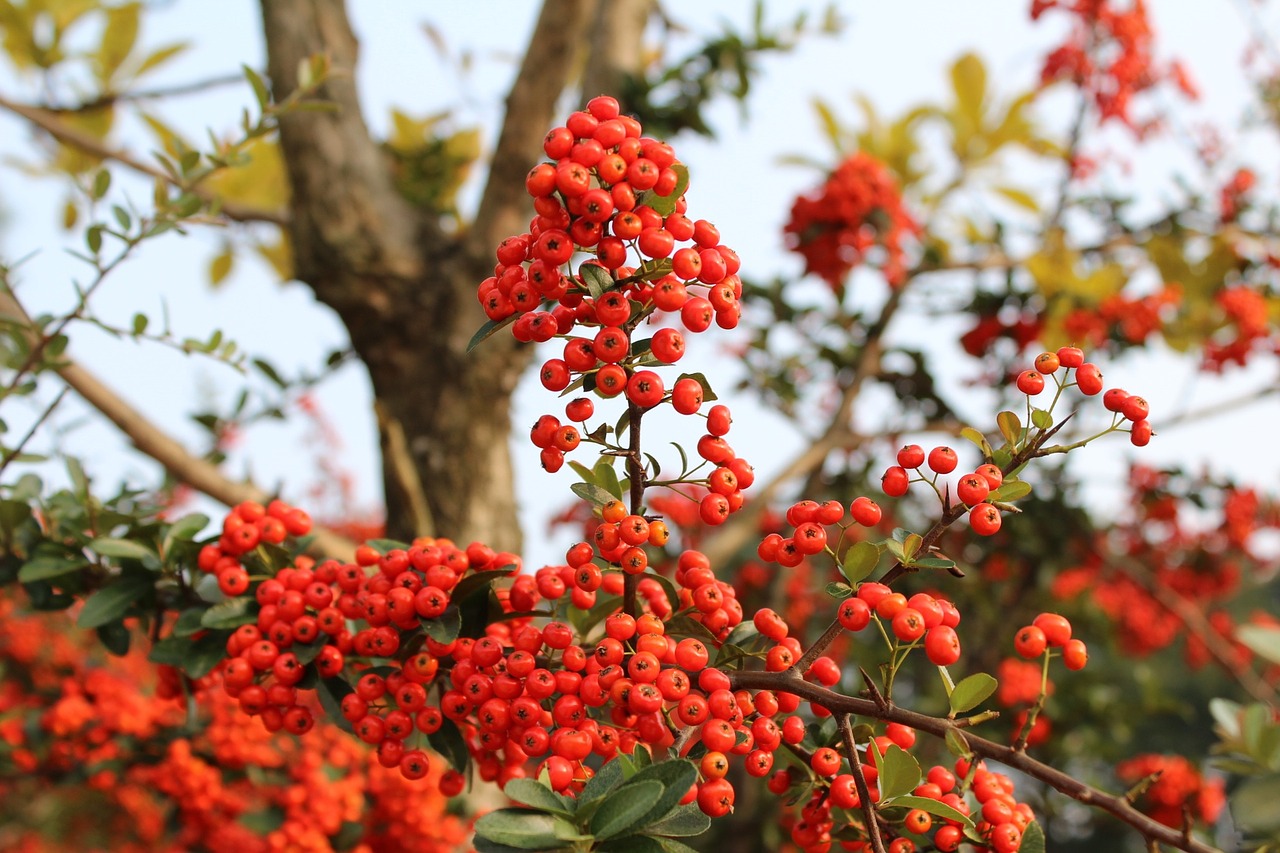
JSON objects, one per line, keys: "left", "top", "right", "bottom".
{"left": 257, "top": 0, "right": 660, "bottom": 551}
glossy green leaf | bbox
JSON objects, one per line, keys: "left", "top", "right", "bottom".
{"left": 473, "top": 809, "right": 586, "bottom": 849}
{"left": 882, "top": 794, "right": 973, "bottom": 827}
{"left": 77, "top": 575, "right": 153, "bottom": 629}
{"left": 996, "top": 411, "right": 1022, "bottom": 448}
{"left": 503, "top": 779, "right": 574, "bottom": 817}
{"left": 877, "top": 743, "right": 921, "bottom": 801}
{"left": 89, "top": 537, "right": 158, "bottom": 562}
{"left": 200, "top": 596, "right": 256, "bottom": 629}
{"left": 840, "top": 541, "right": 880, "bottom": 585}
{"left": 949, "top": 672, "right": 998, "bottom": 714}
{"left": 591, "top": 779, "right": 663, "bottom": 839}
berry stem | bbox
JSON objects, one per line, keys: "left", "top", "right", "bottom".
{"left": 623, "top": 397, "right": 646, "bottom": 619}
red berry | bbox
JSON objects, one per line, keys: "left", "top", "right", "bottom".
{"left": 1014, "top": 625, "right": 1048, "bottom": 658}
{"left": 850, "top": 496, "right": 882, "bottom": 526}
{"left": 927, "top": 446, "right": 958, "bottom": 474}
{"left": 1016, "top": 370, "right": 1045, "bottom": 395}
{"left": 969, "top": 503, "right": 1001, "bottom": 536}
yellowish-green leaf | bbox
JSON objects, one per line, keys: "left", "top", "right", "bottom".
{"left": 993, "top": 185, "right": 1039, "bottom": 213}
{"left": 209, "top": 247, "right": 234, "bottom": 287}
{"left": 134, "top": 42, "right": 189, "bottom": 78}
{"left": 950, "top": 52, "right": 987, "bottom": 124}
{"left": 98, "top": 2, "right": 141, "bottom": 83}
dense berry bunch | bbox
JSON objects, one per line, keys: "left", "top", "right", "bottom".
{"left": 1033, "top": 0, "right": 1197, "bottom": 132}
{"left": 783, "top": 151, "right": 918, "bottom": 289}
{"left": 1116, "top": 754, "right": 1225, "bottom": 829}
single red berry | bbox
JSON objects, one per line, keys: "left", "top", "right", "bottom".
{"left": 1034, "top": 351, "right": 1060, "bottom": 374}
{"left": 1130, "top": 419, "right": 1153, "bottom": 446}
{"left": 882, "top": 466, "right": 910, "bottom": 497}
{"left": 969, "top": 503, "right": 1001, "bottom": 536}
{"left": 1075, "top": 362, "right": 1103, "bottom": 395}
{"left": 850, "top": 496, "right": 882, "bottom": 526}
{"left": 1063, "top": 638, "right": 1089, "bottom": 670}
{"left": 1056, "top": 345, "right": 1084, "bottom": 368}
{"left": 1014, "top": 625, "right": 1048, "bottom": 658}
{"left": 1033, "top": 612, "right": 1072, "bottom": 647}
{"left": 897, "top": 444, "right": 925, "bottom": 468}
{"left": 1015, "top": 370, "right": 1045, "bottom": 395}
{"left": 927, "top": 446, "right": 958, "bottom": 474}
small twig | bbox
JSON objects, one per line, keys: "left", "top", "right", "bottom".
{"left": 0, "top": 93, "right": 287, "bottom": 226}
{"left": 0, "top": 388, "right": 68, "bottom": 479}
{"left": 838, "top": 713, "right": 887, "bottom": 853}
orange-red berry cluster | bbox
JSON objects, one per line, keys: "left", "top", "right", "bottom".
{"left": 784, "top": 151, "right": 918, "bottom": 289}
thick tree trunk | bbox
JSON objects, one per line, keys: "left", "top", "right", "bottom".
{"left": 258, "top": 0, "right": 650, "bottom": 552}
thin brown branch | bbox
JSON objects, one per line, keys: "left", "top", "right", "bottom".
{"left": 837, "top": 713, "right": 887, "bottom": 853}
{"left": 46, "top": 74, "right": 245, "bottom": 114}
{"left": 0, "top": 93, "right": 287, "bottom": 226}
{"left": 0, "top": 290, "right": 354, "bottom": 559}
{"left": 727, "top": 671, "right": 1222, "bottom": 853}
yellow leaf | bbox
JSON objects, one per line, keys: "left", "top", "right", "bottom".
{"left": 254, "top": 234, "right": 294, "bottom": 282}
{"left": 993, "top": 185, "right": 1039, "bottom": 213}
{"left": 812, "top": 96, "right": 843, "bottom": 152}
{"left": 52, "top": 107, "right": 115, "bottom": 174}
{"left": 950, "top": 53, "right": 987, "bottom": 124}
{"left": 208, "top": 247, "right": 234, "bottom": 287}
{"left": 202, "top": 137, "right": 289, "bottom": 213}
{"left": 97, "top": 2, "right": 140, "bottom": 84}
{"left": 134, "top": 41, "right": 188, "bottom": 78}
{"left": 62, "top": 198, "right": 79, "bottom": 230}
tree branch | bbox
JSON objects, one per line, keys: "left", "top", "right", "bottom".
{"left": 0, "top": 93, "right": 288, "bottom": 226}
{"left": 0, "top": 289, "right": 355, "bottom": 559}
{"left": 727, "top": 670, "right": 1222, "bottom": 853}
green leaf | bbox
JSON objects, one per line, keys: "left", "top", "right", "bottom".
{"left": 880, "top": 794, "right": 973, "bottom": 827}
{"left": 949, "top": 672, "right": 998, "bottom": 714}
{"left": 96, "top": 621, "right": 131, "bottom": 656}
{"left": 580, "top": 754, "right": 626, "bottom": 804}
{"left": 503, "top": 779, "right": 574, "bottom": 817}
{"left": 579, "top": 262, "right": 613, "bottom": 300}
{"left": 473, "top": 809, "right": 585, "bottom": 849}
{"left": 1210, "top": 697, "right": 1243, "bottom": 739}
{"left": 18, "top": 555, "right": 90, "bottom": 583}
{"left": 201, "top": 597, "right": 257, "bottom": 629}
{"left": 1238, "top": 625, "right": 1280, "bottom": 666}
{"left": 840, "top": 541, "right": 880, "bottom": 585}
{"left": 428, "top": 717, "right": 471, "bottom": 774}
{"left": 674, "top": 372, "right": 717, "bottom": 402}
{"left": 423, "top": 604, "right": 462, "bottom": 644}
{"left": 877, "top": 744, "right": 921, "bottom": 801}
{"left": 638, "top": 163, "right": 689, "bottom": 216}
{"left": 988, "top": 480, "right": 1032, "bottom": 503}
{"left": 1030, "top": 408, "right": 1053, "bottom": 430}
{"left": 77, "top": 574, "right": 153, "bottom": 629}
{"left": 912, "top": 557, "right": 956, "bottom": 570}
{"left": 594, "top": 458, "right": 623, "bottom": 500}
{"left": 959, "top": 426, "right": 993, "bottom": 458}
{"left": 825, "top": 581, "right": 853, "bottom": 598}
{"left": 92, "top": 169, "right": 111, "bottom": 200}
{"left": 996, "top": 411, "right": 1022, "bottom": 448}
{"left": 316, "top": 676, "right": 355, "bottom": 734}
{"left": 642, "top": 802, "right": 711, "bottom": 837}
{"left": 467, "top": 314, "right": 517, "bottom": 353}
{"left": 364, "top": 538, "right": 410, "bottom": 553}
{"left": 901, "top": 533, "right": 923, "bottom": 562}
{"left": 88, "top": 537, "right": 158, "bottom": 562}
{"left": 607, "top": 837, "right": 698, "bottom": 853}
{"left": 242, "top": 65, "right": 271, "bottom": 108}
{"left": 945, "top": 729, "right": 971, "bottom": 758}
{"left": 571, "top": 482, "right": 617, "bottom": 509}
{"left": 620, "top": 759, "right": 698, "bottom": 830}
{"left": 591, "top": 779, "right": 664, "bottom": 839}
{"left": 1019, "top": 820, "right": 1046, "bottom": 853}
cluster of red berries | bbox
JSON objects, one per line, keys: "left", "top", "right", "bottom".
{"left": 1061, "top": 283, "right": 1180, "bottom": 350}
{"left": 1012, "top": 612, "right": 1088, "bottom": 670}
{"left": 784, "top": 151, "right": 918, "bottom": 289}
{"left": 755, "top": 496, "right": 882, "bottom": 567}
{"left": 197, "top": 499, "right": 313, "bottom": 597}
{"left": 770, "top": 750, "right": 1036, "bottom": 852}
{"left": 1115, "top": 753, "right": 1226, "bottom": 830}
{"left": 879, "top": 442, "right": 1007, "bottom": 536}
{"left": 840, "top": 582, "right": 964, "bottom": 666}
{"left": 1034, "top": 0, "right": 1197, "bottom": 132}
